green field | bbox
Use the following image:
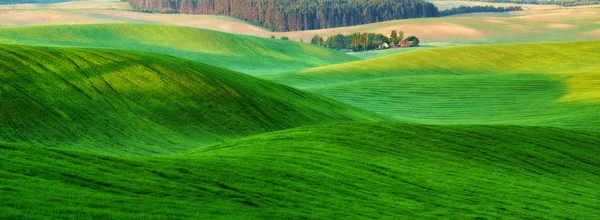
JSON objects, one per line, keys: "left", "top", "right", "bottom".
{"left": 0, "top": 3, "right": 599, "bottom": 218}
{"left": 2, "top": 123, "right": 599, "bottom": 219}
{"left": 0, "top": 24, "right": 358, "bottom": 74}
{"left": 264, "top": 41, "right": 600, "bottom": 131}
{"left": 0, "top": 44, "right": 379, "bottom": 154}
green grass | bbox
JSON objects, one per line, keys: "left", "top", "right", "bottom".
{"left": 0, "top": 21, "right": 598, "bottom": 219}
{"left": 0, "top": 23, "right": 359, "bottom": 75}
{"left": 263, "top": 41, "right": 600, "bottom": 131}
{"left": 0, "top": 44, "right": 381, "bottom": 155}
{"left": 1, "top": 122, "right": 599, "bottom": 219}
{"left": 347, "top": 45, "right": 438, "bottom": 59}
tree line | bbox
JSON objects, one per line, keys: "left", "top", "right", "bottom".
{"left": 439, "top": 5, "right": 522, "bottom": 16}
{"left": 125, "top": 0, "right": 529, "bottom": 32}
{"left": 126, "top": 0, "right": 439, "bottom": 31}
{"left": 311, "top": 30, "right": 419, "bottom": 52}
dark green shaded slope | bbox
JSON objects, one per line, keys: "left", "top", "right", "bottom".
{"left": 1, "top": 123, "right": 599, "bottom": 219}
{"left": 0, "top": 23, "right": 359, "bottom": 74}
{"left": 0, "top": 44, "right": 381, "bottom": 154}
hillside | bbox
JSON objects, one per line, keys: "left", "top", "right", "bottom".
{"left": 0, "top": 0, "right": 129, "bottom": 10}
{"left": 0, "top": 24, "right": 358, "bottom": 74}
{"left": 0, "top": 0, "right": 70, "bottom": 4}
{"left": 264, "top": 41, "right": 600, "bottom": 131}
{"left": 1, "top": 4, "right": 599, "bottom": 44}
{"left": 428, "top": 0, "right": 561, "bottom": 10}
{"left": 457, "top": 0, "right": 600, "bottom": 7}
{"left": 1, "top": 122, "right": 599, "bottom": 219}
{"left": 0, "top": 44, "right": 381, "bottom": 155}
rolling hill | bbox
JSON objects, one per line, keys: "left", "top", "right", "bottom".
{"left": 0, "top": 0, "right": 129, "bottom": 10}
{"left": 1, "top": 3, "right": 599, "bottom": 44}
{"left": 264, "top": 41, "right": 600, "bottom": 131}
{"left": 427, "top": 0, "right": 561, "bottom": 11}
{"left": 1, "top": 122, "right": 599, "bottom": 219}
{"left": 0, "top": 4, "right": 598, "bottom": 219}
{"left": 0, "top": 23, "right": 359, "bottom": 74}
{"left": 0, "top": 44, "right": 381, "bottom": 155}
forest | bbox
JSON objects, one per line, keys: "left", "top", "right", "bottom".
{"left": 439, "top": 5, "right": 522, "bottom": 16}
{"left": 126, "top": 0, "right": 439, "bottom": 31}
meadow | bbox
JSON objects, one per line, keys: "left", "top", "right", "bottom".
{"left": 0, "top": 1, "right": 599, "bottom": 219}
{"left": 2, "top": 123, "right": 599, "bottom": 219}
{"left": 0, "top": 24, "right": 359, "bottom": 74}
{"left": 0, "top": 44, "right": 379, "bottom": 154}
{"left": 264, "top": 41, "right": 600, "bottom": 131}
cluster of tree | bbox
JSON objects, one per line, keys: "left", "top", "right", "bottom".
{"left": 462, "top": 0, "right": 599, "bottom": 7}
{"left": 0, "top": 0, "right": 71, "bottom": 3}
{"left": 439, "top": 5, "right": 523, "bottom": 16}
{"left": 312, "top": 31, "right": 419, "bottom": 52}
{"left": 125, "top": 0, "right": 439, "bottom": 31}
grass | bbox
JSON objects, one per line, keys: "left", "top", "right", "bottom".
{"left": 264, "top": 41, "right": 600, "bottom": 131}
{"left": 0, "top": 44, "right": 381, "bottom": 155}
{"left": 0, "top": 9, "right": 598, "bottom": 219}
{"left": 347, "top": 45, "right": 438, "bottom": 59}
{"left": 1, "top": 122, "right": 599, "bottom": 219}
{"left": 0, "top": 23, "right": 359, "bottom": 74}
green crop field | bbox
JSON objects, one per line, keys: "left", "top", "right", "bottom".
{"left": 0, "top": 44, "right": 379, "bottom": 154}
{"left": 0, "top": 2, "right": 599, "bottom": 218}
{"left": 2, "top": 123, "right": 599, "bottom": 219}
{"left": 264, "top": 41, "right": 600, "bottom": 131}
{"left": 0, "top": 24, "right": 358, "bottom": 74}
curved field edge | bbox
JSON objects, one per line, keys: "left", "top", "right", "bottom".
{"left": 1, "top": 122, "right": 599, "bottom": 219}
{"left": 1, "top": 6, "right": 600, "bottom": 45}
{"left": 0, "top": 44, "right": 382, "bottom": 155}
{"left": 263, "top": 41, "right": 600, "bottom": 131}
{"left": 0, "top": 23, "right": 359, "bottom": 75}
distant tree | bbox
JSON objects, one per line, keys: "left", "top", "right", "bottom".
{"left": 398, "top": 31, "right": 404, "bottom": 43}
{"left": 406, "top": 36, "right": 420, "bottom": 47}
{"left": 311, "top": 35, "right": 324, "bottom": 46}
{"left": 125, "top": 0, "right": 440, "bottom": 32}
{"left": 374, "top": 34, "right": 389, "bottom": 44}
{"left": 325, "top": 32, "right": 393, "bottom": 51}
{"left": 390, "top": 30, "right": 398, "bottom": 47}
{"left": 280, "top": 36, "right": 290, "bottom": 40}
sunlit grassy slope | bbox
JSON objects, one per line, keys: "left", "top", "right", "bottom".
{"left": 0, "top": 44, "right": 381, "bottom": 154}
{"left": 0, "top": 24, "right": 358, "bottom": 74}
{"left": 1, "top": 122, "right": 599, "bottom": 219}
{"left": 264, "top": 41, "right": 600, "bottom": 131}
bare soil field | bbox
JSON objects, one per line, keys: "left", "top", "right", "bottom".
{"left": 1, "top": 2, "right": 599, "bottom": 44}
{"left": 0, "top": 1, "right": 128, "bottom": 10}
{"left": 427, "top": 0, "right": 560, "bottom": 11}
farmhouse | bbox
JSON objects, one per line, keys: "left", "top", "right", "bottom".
{"left": 378, "top": 41, "right": 390, "bottom": 49}
{"left": 399, "top": 39, "right": 413, "bottom": 48}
